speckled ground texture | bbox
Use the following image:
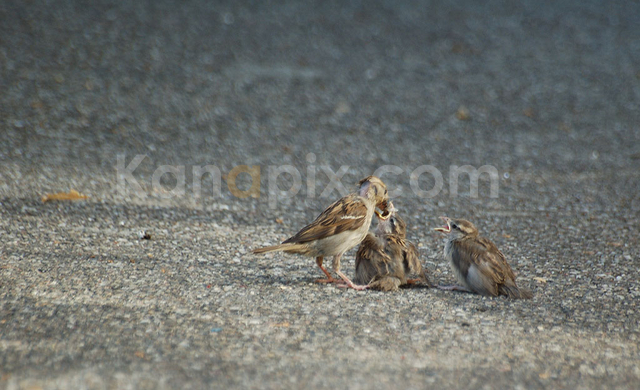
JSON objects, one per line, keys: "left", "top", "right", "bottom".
{"left": 1, "top": 0, "right": 640, "bottom": 389}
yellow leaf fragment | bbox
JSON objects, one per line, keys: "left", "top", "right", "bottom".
{"left": 41, "top": 189, "right": 88, "bottom": 202}
{"left": 455, "top": 106, "right": 471, "bottom": 121}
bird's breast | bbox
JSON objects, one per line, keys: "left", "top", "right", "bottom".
{"left": 444, "top": 239, "right": 467, "bottom": 287}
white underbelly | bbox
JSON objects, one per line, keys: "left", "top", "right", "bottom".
{"left": 444, "top": 239, "right": 468, "bottom": 287}
{"left": 313, "top": 228, "right": 368, "bottom": 256}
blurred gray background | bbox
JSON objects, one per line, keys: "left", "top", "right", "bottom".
{"left": 1, "top": 0, "right": 639, "bottom": 389}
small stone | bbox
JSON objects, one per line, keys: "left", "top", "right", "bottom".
{"left": 455, "top": 106, "right": 470, "bottom": 121}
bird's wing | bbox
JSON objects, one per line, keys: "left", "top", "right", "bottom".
{"left": 454, "top": 237, "right": 515, "bottom": 285}
{"left": 283, "top": 194, "right": 369, "bottom": 244}
{"left": 402, "top": 240, "right": 423, "bottom": 276}
{"left": 356, "top": 233, "right": 385, "bottom": 263}
{"left": 381, "top": 235, "right": 408, "bottom": 279}
{"left": 354, "top": 232, "right": 389, "bottom": 284}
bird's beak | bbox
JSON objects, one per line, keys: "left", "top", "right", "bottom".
{"left": 374, "top": 209, "right": 388, "bottom": 219}
{"left": 434, "top": 216, "right": 452, "bottom": 233}
{"left": 375, "top": 200, "right": 396, "bottom": 220}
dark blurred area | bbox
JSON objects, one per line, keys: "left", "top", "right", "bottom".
{"left": 2, "top": 1, "right": 639, "bottom": 175}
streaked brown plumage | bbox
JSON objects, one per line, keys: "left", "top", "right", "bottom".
{"left": 354, "top": 206, "right": 430, "bottom": 291}
{"left": 434, "top": 216, "right": 533, "bottom": 299}
{"left": 252, "top": 176, "right": 389, "bottom": 290}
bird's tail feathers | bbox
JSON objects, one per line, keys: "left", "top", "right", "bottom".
{"left": 252, "top": 243, "right": 307, "bottom": 255}
{"left": 499, "top": 284, "right": 533, "bottom": 299}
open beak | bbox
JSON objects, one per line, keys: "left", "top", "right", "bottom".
{"left": 375, "top": 200, "right": 396, "bottom": 220}
{"left": 434, "top": 216, "right": 452, "bottom": 233}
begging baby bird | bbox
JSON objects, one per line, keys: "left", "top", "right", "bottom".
{"left": 354, "top": 203, "right": 430, "bottom": 291}
{"left": 434, "top": 217, "right": 533, "bottom": 299}
{"left": 252, "top": 176, "right": 390, "bottom": 290}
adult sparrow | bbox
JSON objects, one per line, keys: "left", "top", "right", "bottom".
{"left": 354, "top": 203, "right": 431, "bottom": 291}
{"left": 434, "top": 217, "right": 532, "bottom": 299}
{"left": 253, "top": 176, "right": 390, "bottom": 290}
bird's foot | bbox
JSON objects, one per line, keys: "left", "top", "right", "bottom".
{"left": 437, "top": 284, "right": 470, "bottom": 292}
{"left": 334, "top": 270, "right": 369, "bottom": 291}
{"left": 335, "top": 281, "right": 369, "bottom": 290}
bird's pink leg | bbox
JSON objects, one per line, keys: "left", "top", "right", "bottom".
{"left": 335, "top": 270, "right": 369, "bottom": 290}
{"left": 437, "top": 284, "right": 471, "bottom": 292}
{"left": 332, "top": 254, "right": 368, "bottom": 291}
{"left": 314, "top": 256, "right": 339, "bottom": 284}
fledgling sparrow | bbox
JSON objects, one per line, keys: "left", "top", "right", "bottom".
{"left": 354, "top": 203, "right": 431, "bottom": 291}
{"left": 253, "top": 176, "right": 390, "bottom": 290}
{"left": 434, "top": 217, "right": 533, "bottom": 299}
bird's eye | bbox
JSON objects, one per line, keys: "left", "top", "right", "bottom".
{"left": 451, "top": 223, "right": 457, "bottom": 229}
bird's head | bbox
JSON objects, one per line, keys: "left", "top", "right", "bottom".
{"left": 434, "top": 216, "right": 478, "bottom": 238}
{"left": 375, "top": 202, "right": 406, "bottom": 237}
{"left": 358, "top": 175, "right": 390, "bottom": 219}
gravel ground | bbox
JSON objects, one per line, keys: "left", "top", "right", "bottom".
{"left": 1, "top": 0, "right": 640, "bottom": 389}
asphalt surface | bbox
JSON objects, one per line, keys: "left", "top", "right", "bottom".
{"left": 1, "top": 0, "right": 640, "bottom": 389}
